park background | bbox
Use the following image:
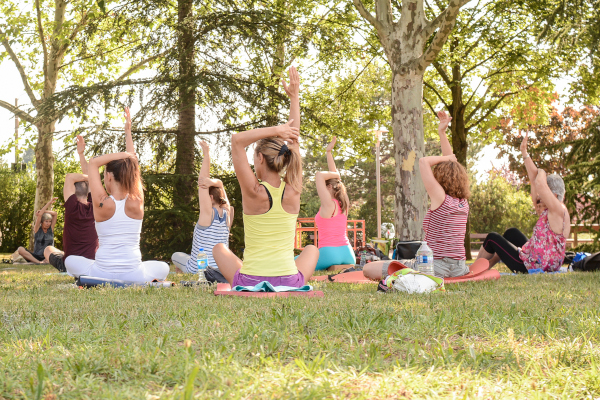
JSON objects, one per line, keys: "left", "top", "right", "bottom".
{"left": 1, "top": 0, "right": 599, "bottom": 258}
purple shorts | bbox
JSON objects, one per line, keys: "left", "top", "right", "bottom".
{"left": 232, "top": 270, "right": 305, "bottom": 288}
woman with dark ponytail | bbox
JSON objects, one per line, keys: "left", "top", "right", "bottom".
{"left": 313, "top": 136, "right": 355, "bottom": 270}
{"left": 171, "top": 140, "right": 233, "bottom": 282}
{"left": 65, "top": 108, "right": 169, "bottom": 283}
{"left": 212, "top": 66, "right": 319, "bottom": 287}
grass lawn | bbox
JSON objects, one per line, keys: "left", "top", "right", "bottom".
{"left": 1, "top": 263, "right": 599, "bottom": 399}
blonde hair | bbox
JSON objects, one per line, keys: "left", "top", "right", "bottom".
{"left": 325, "top": 178, "right": 350, "bottom": 214}
{"left": 255, "top": 137, "right": 303, "bottom": 193}
{"left": 432, "top": 161, "right": 470, "bottom": 199}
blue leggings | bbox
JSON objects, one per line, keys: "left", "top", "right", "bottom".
{"left": 315, "top": 245, "right": 356, "bottom": 270}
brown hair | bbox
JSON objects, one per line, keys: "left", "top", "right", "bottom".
{"left": 432, "top": 161, "right": 470, "bottom": 199}
{"left": 325, "top": 178, "right": 350, "bottom": 215}
{"left": 74, "top": 181, "right": 89, "bottom": 198}
{"left": 209, "top": 186, "right": 227, "bottom": 206}
{"left": 255, "top": 137, "right": 302, "bottom": 193}
{"left": 105, "top": 157, "right": 144, "bottom": 200}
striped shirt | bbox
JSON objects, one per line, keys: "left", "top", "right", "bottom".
{"left": 185, "top": 208, "right": 229, "bottom": 273}
{"left": 422, "top": 195, "right": 468, "bottom": 260}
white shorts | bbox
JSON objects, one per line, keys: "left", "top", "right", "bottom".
{"left": 65, "top": 255, "right": 170, "bottom": 283}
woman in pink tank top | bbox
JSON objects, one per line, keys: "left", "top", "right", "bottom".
{"left": 313, "top": 137, "right": 355, "bottom": 270}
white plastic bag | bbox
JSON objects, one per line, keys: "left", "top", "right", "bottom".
{"left": 392, "top": 273, "right": 439, "bottom": 294}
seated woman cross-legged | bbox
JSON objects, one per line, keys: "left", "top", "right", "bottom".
{"left": 65, "top": 108, "right": 169, "bottom": 283}
{"left": 213, "top": 66, "right": 319, "bottom": 287}
{"left": 16, "top": 197, "right": 58, "bottom": 264}
{"left": 171, "top": 140, "right": 233, "bottom": 282}
{"left": 364, "top": 111, "right": 471, "bottom": 280}
{"left": 477, "top": 133, "right": 570, "bottom": 273}
{"left": 313, "top": 136, "right": 355, "bottom": 270}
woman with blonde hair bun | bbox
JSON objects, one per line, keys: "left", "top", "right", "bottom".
{"left": 312, "top": 136, "right": 355, "bottom": 270}
{"left": 212, "top": 66, "right": 319, "bottom": 287}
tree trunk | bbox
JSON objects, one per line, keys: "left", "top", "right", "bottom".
{"left": 390, "top": 68, "right": 427, "bottom": 240}
{"left": 448, "top": 63, "right": 471, "bottom": 258}
{"left": 30, "top": 123, "right": 55, "bottom": 250}
{"left": 173, "top": 0, "right": 196, "bottom": 250}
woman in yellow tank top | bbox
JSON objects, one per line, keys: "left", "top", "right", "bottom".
{"left": 213, "top": 66, "right": 319, "bottom": 287}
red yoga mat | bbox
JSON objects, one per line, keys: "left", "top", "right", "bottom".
{"left": 443, "top": 258, "right": 500, "bottom": 284}
{"left": 213, "top": 283, "right": 324, "bottom": 298}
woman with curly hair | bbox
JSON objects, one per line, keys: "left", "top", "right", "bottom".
{"left": 364, "top": 111, "right": 470, "bottom": 280}
{"left": 476, "top": 133, "right": 570, "bottom": 273}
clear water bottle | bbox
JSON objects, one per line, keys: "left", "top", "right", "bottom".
{"left": 196, "top": 248, "right": 208, "bottom": 282}
{"left": 358, "top": 250, "right": 368, "bottom": 267}
{"left": 416, "top": 241, "right": 434, "bottom": 276}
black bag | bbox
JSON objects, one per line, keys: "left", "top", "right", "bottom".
{"left": 572, "top": 252, "right": 600, "bottom": 272}
{"left": 395, "top": 241, "right": 422, "bottom": 260}
{"left": 563, "top": 251, "right": 576, "bottom": 265}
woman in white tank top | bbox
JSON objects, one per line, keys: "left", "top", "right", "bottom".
{"left": 65, "top": 108, "right": 169, "bottom": 283}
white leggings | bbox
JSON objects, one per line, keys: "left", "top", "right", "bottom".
{"left": 65, "top": 255, "right": 170, "bottom": 283}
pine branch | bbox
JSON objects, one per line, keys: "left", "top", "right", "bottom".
{"left": 0, "top": 100, "right": 35, "bottom": 123}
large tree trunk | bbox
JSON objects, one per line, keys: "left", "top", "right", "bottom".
{"left": 30, "top": 123, "right": 55, "bottom": 249}
{"left": 448, "top": 63, "right": 471, "bottom": 258}
{"left": 390, "top": 68, "right": 427, "bottom": 240}
{"left": 173, "top": 0, "right": 196, "bottom": 250}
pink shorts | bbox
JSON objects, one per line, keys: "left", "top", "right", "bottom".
{"left": 232, "top": 270, "right": 305, "bottom": 288}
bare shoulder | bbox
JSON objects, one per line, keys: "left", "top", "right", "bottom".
{"left": 124, "top": 197, "right": 144, "bottom": 220}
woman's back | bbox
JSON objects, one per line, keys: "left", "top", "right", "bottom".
{"left": 315, "top": 199, "right": 349, "bottom": 248}
{"left": 95, "top": 195, "right": 142, "bottom": 271}
{"left": 241, "top": 181, "right": 298, "bottom": 276}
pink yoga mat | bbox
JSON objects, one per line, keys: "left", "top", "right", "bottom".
{"left": 309, "top": 271, "right": 375, "bottom": 284}
{"left": 444, "top": 258, "right": 500, "bottom": 284}
{"left": 213, "top": 283, "right": 324, "bottom": 298}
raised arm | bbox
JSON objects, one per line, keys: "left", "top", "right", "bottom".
{"left": 326, "top": 136, "right": 338, "bottom": 172}
{"left": 76, "top": 135, "right": 88, "bottom": 174}
{"left": 520, "top": 132, "right": 539, "bottom": 208}
{"left": 231, "top": 121, "right": 298, "bottom": 197}
{"left": 535, "top": 169, "right": 564, "bottom": 215}
{"left": 437, "top": 111, "right": 453, "bottom": 156}
{"left": 88, "top": 152, "right": 136, "bottom": 216}
{"left": 282, "top": 66, "right": 300, "bottom": 130}
{"left": 197, "top": 141, "right": 214, "bottom": 226}
{"left": 419, "top": 154, "right": 456, "bottom": 210}
{"left": 315, "top": 171, "right": 340, "bottom": 218}
{"left": 64, "top": 173, "right": 88, "bottom": 202}
{"left": 34, "top": 197, "right": 58, "bottom": 232}
{"left": 124, "top": 107, "right": 135, "bottom": 155}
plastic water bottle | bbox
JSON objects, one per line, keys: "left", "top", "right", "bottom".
{"left": 416, "top": 241, "right": 434, "bottom": 276}
{"left": 196, "top": 248, "right": 208, "bottom": 282}
{"left": 359, "top": 250, "right": 368, "bottom": 267}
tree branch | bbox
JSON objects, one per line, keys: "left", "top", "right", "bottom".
{"left": 418, "top": 0, "right": 470, "bottom": 70}
{"left": 423, "top": 96, "right": 438, "bottom": 116}
{"left": 35, "top": 0, "right": 49, "bottom": 78}
{"left": 466, "top": 89, "right": 525, "bottom": 130}
{"left": 0, "top": 100, "right": 35, "bottom": 123}
{"left": 117, "top": 50, "right": 169, "bottom": 81}
{"left": 423, "top": 80, "right": 449, "bottom": 108}
{"left": 352, "top": 0, "right": 384, "bottom": 32}
{"left": 432, "top": 61, "right": 452, "bottom": 85}
{"left": 0, "top": 34, "right": 41, "bottom": 107}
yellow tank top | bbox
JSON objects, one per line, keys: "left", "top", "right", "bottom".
{"left": 240, "top": 180, "right": 298, "bottom": 277}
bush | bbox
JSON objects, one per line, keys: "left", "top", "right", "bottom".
{"left": 0, "top": 164, "right": 36, "bottom": 252}
{"left": 469, "top": 173, "right": 538, "bottom": 236}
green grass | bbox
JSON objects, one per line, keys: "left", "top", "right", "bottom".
{"left": 1, "top": 264, "right": 599, "bottom": 399}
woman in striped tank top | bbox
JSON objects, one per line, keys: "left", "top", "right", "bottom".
{"left": 171, "top": 141, "right": 233, "bottom": 282}
{"left": 212, "top": 66, "right": 319, "bottom": 287}
{"left": 363, "top": 111, "right": 471, "bottom": 280}
{"left": 313, "top": 136, "right": 355, "bottom": 270}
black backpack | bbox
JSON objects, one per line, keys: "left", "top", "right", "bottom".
{"left": 395, "top": 241, "right": 422, "bottom": 260}
{"left": 572, "top": 252, "right": 600, "bottom": 272}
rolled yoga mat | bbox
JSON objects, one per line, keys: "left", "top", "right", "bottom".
{"left": 214, "top": 283, "right": 324, "bottom": 298}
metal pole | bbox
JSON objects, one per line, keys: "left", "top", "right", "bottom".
{"left": 376, "top": 132, "right": 381, "bottom": 239}
{"left": 14, "top": 98, "right": 19, "bottom": 165}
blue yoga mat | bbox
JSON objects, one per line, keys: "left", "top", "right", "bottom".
{"left": 232, "top": 281, "right": 313, "bottom": 292}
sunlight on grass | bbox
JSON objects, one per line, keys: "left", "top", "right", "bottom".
{"left": 0, "top": 264, "right": 599, "bottom": 398}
